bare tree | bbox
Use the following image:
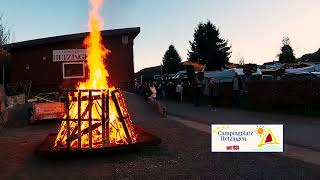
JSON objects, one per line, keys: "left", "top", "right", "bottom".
{"left": 0, "top": 13, "right": 11, "bottom": 46}
{"left": 282, "top": 36, "right": 290, "bottom": 46}
{"left": 238, "top": 57, "right": 245, "bottom": 66}
{"left": 0, "top": 13, "right": 11, "bottom": 86}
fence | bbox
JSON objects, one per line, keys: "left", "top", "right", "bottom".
{"left": 247, "top": 80, "right": 320, "bottom": 111}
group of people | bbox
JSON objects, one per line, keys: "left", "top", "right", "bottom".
{"left": 139, "top": 81, "right": 184, "bottom": 102}
{"left": 136, "top": 73, "right": 245, "bottom": 114}
{"left": 206, "top": 74, "right": 244, "bottom": 111}
{"left": 193, "top": 73, "right": 245, "bottom": 110}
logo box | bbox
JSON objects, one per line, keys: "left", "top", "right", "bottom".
{"left": 211, "top": 124, "right": 283, "bottom": 152}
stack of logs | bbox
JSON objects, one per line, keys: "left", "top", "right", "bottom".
{"left": 55, "top": 89, "right": 133, "bottom": 149}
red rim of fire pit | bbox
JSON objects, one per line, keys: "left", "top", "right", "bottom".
{"left": 35, "top": 125, "right": 161, "bottom": 158}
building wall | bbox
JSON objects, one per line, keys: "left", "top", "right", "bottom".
{"left": 10, "top": 35, "right": 135, "bottom": 93}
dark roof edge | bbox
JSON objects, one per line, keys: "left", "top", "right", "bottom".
{"left": 1, "top": 27, "right": 140, "bottom": 51}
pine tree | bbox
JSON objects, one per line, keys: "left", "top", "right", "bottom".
{"left": 278, "top": 37, "right": 296, "bottom": 63}
{"left": 162, "top": 45, "right": 182, "bottom": 74}
{"left": 188, "top": 21, "right": 231, "bottom": 70}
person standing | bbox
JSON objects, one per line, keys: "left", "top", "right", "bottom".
{"left": 208, "top": 78, "right": 220, "bottom": 111}
{"left": 148, "top": 82, "right": 157, "bottom": 100}
{"left": 232, "top": 74, "right": 243, "bottom": 107}
{"left": 156, "top": 82, "right": 162, "bottom": 100}
{"left": 134, "top": 81, "right": 139, "bottom": 90}
{"left": 175, "top": 82, "right": 183, "bottom": 102}
{"left": 161, "top": 81, "right": 166, "bottom": 100}
{"left": 147, "top": 81, "right": 167, "bottom": 117}
{"left": 193, "top": 74, "right": 202, "bottom": 107}
{"left": 180, "top": 82, "right": 184, "bottom": 102}
{"left": 142, "top": 82, "right": 150, "bottom": 100}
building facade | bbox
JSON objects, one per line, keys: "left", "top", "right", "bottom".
{"left": 2, "top": 27, "right": 140, "bottom": 93}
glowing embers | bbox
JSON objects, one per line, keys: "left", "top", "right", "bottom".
{"left": 54, "top": 89, "right": 137, "bottom": 149}
{"left": 34, "top": 88, "right": 161, "bottom": 157}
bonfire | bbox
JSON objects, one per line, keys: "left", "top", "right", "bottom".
{"left": 54, "top": 0, "right": 137, "bottom": 149}
{"left": 36, "top": 0, "right": 160, "bottom": 156}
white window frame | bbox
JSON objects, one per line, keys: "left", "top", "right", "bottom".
{"left": 62, "top": 62, "right": 85, "bottom": 79}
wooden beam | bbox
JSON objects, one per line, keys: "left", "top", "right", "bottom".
{"left": 88, "top": 91, "right": 93, "bottom": 148}
{"left": 66, "top": 91, "right": 71, "bottom": 149}
{"left": 111, "top": 89, "right": 132, "bottom": 144}
{"left": 71, "top": 95, "right": 102, "bottom": 102}
{"left": 66, "top": 123, "right": 101, "bottom": 144}
{"left": 101, "top": 92, "right": 106, "bottom": 147}
{"left": 77, "top": 90, "right": 82, "bottom": 149}
{"left": 106, "top": 90, "right": 110, "bottom": 146}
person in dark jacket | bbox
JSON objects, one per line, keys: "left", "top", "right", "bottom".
{"left": 143, "top": 82, "right": 152, "bottom": 100}
{"left": 232, "top": 74, "right": 243, "bottom": 107}
{"left": 208, "top": 78, "right": 220, "bottom": 111}
{"left": 193, "top": 74, "right": 202, "bottom": 107}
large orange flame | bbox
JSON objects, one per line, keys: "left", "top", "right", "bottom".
{"left": 80, "top": 0, "right": 110, "bottom": 90}
{"left": 54, "top": 0, "right": 136, "bottom": 149}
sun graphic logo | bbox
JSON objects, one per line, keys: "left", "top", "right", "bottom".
{"left": 256, "top": 126, "right": 266, "bottom": 137}
{"left": 256, "top": 126, "right": 279, "bottom": 148}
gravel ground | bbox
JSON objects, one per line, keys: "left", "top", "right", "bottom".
{"left": 164, "top": 100, "right": 320, "bottom": 151}
{"left": 0, "top": 93, "right": 319, "bottom": 180}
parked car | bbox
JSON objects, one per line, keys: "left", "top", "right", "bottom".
{"left": 172, "top": 70, "right": 188, "bottom": 80}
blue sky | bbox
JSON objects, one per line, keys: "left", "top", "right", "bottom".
{"left": 1, "top": 0, "right": 319, "bottom": 72}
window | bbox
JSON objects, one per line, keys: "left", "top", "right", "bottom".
{"left": 62, "top": 62, "right": 85, "bottom": 79}
{"left": 122, "top": 35, "right": 129, "bottom": 45}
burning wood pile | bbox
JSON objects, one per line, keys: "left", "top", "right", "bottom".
{"left": 36, "top": 0, "right": 160, "bottom": 157}
{"left": 54, "top": 89, "right": 137, "bottom": 149}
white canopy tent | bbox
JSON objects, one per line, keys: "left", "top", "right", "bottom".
{"left": 285, "top": 64, "right": 320, "bottom": 74}
{"left": 204, "top": 68, "right": 262, "bottom": 82}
